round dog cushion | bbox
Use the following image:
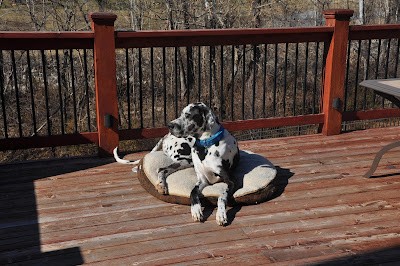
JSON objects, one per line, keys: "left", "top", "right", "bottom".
{"left": 137, "top": 150, "right": 277, "bottom": 206}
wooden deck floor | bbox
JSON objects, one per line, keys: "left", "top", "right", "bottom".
{"left": 1, "top": 127, "right": 400, "bottom": 265}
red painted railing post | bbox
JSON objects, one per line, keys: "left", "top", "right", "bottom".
{"left": 89, "top": 12, "right": 119, "bottom": 156}
{"left": 321, "top": 9, "right": 354, "bottom": 136}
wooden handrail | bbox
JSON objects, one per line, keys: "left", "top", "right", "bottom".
{"left": 349, "top": 24, "right": 400, "bottom": 40}
{"left": 0, "top": 32, "right": 94, "bottom": 50}
{"left": 115, "top": 27, "right": 334, "bottom": 48}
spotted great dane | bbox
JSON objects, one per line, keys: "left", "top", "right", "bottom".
{"left": 114, "top": 102, "right": 240, "bottom": 225}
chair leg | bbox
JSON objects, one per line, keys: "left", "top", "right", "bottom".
{"left": 364, "top": 140, "right": 400, "bottom": 178}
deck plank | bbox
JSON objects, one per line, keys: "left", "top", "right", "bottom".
{"left": 1, "top": 127, "right": 400, "bottom": 264}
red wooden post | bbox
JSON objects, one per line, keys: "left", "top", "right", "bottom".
{"left": 321, "top": 9, "right": 354, "bottom": 136}
{"left": 89, "top": 12, "right": 119, "bottom": 156}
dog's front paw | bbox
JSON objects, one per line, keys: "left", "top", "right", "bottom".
{"left": 191, "top": 203, "right": 203, "bottom": 222}
{"left": 156, "top": 182, "right": 168, "bottom": 195}
{"left": 216, "top": 209, "right": 228, "bottom": 226}
{"left": 156, "top": 169, "right": 169, "bottom": 195}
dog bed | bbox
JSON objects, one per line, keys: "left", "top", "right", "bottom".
{"left": 137, "top": 150, "right": 277, "bottom": 206}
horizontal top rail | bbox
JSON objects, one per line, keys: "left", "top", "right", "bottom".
{"left": 115, "top": 27, "right": 334, "bottom": 48}
{"left": 0, "top": 32, "right": 94, "bottom": 50}
{"left": 349, "top": 24, "right": 400, "bottom": 40}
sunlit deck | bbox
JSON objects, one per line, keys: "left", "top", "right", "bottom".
{"left": 1, "top": 126, "right": 400, "bottom": 265}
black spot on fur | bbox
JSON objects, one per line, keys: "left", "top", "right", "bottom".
{"left": 177, "top": 143, "right": 191, "bottom": 156}
{"left": 215, "top": 150, "right": 220, "bottom": 157}
{"left": 187, "top": 137, "right": 193, "bottom": 142}
{"left": 231, "top": 148, "right": 240, "bottom": 170}
{"left": 222, "top": 159, "right": 231, "bottom": 171}
{"left": 192, "top": 113, "right": 203, "bottom": 127}
{"left": 190, "top": 185, "right": 201, "bottom": 205}
{"left": 174, "top": 142, "right": 178, "bottom": 147}
{"left": 222, "top": 149, "right": 240, "bottom": 172}
{"left": 195, "top": 146, "right": 207, "bottom": 161}
{"left": 215, "top": 141, "right": 219, "bottom": 147}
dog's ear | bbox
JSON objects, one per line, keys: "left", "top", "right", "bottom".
{"left": 194, "top": 102, "right": 219, "bottom": 130}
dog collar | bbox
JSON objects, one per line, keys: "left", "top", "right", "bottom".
{"left": 196, "top": 125, "right": 224, "bottom": 150}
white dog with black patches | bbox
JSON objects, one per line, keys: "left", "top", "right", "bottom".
{"left": 114, "top": 102, "right": 240, "bottom": 225}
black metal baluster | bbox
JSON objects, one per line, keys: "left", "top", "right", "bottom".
{"left": 84, "top": 49, "right": 91, "bottom": 132}
{"left": 11, "top": 50, "right": 22, "bottom": 137}
{"left": 125, "top": 48, "right": 131, "bottom": 129}
{"left": 231, "top": 45, "right": 235, "bottom": 121}
{"left": 262, "top": 44, "right": 267, "bottom": 118}
{"left": 0, "top": 50, "right": 7, "bottom": 138}
{"left": 393, "top": 39, "right": 400, "bottom": 108}
{"left": 220, "top": 45, "right": 224, "bottom": 121}
{"left": 395, "top": 39, "right": 400, "bottom": 77}
{"left": 187, "top": 47, "right": 190, "bottom": 105}
{"left": 353, "top": 40, "right": 362, "bottom": 111}
{"left": 27, "top": 50, "right": 37, "bottom": 135}
{"left": 302, "top": 43, "right": 309, "bottom": 115}
{"left": 69, "top": 49, "right": 77, "bottom": 133}
{"left": 198, "top": 46, "right": 201, "bottom": 103}
{"left": 344, "top": 40, "right": 351, "bottom": 112}
{"left": 363, "top": 39, "right": 371, "bottom": 110}
{"left": 293, "top": 43, "right": 299, "bottom": 116}
{"left": 373, "top": 39, "right": 382, "bottom": 108}
{"left": 139, "top": 48, "right": 143, "bottom": 128}
{"left": 210, "top": 46, "right": 213, "bottom": 108}
{"left": 175, "top": 47, "right": 178, "bottom": 118}
{"left": 242, "top": 45, "right": 246, "bottom": 120}
{"left": 252, "top": 45, "right": 257, "bottom": 119}
{"left": 320, "top": 41, "right": 328, "bottom": 112}
{"left": 283, "top": 43, "right": 288, "bottom": 116}
{"left": 384, "top": 39, "right": 391, "bottom": 108}
{"left": 313, "top": 42, "right": 319, "bottom": 114}
{"left": 273, "top": 44, "right": 278, "bottom": 117}
{"left": 163, "top": 47, "right": 167, "bottom": 125}
{"left": 55, "top": 50, "right": 65, "bottom": 135}
{"left": 41, "top": 50, "right": 51, "bottom": 136}
{"left": 151, "top": 47, "right": 155, "bottom": 127}
{"left": 384, "top": 39, "right": 391, "bottom": 79}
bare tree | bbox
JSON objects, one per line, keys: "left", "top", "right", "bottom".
{"left": 25, "top": 0, "right": 47, "bottom": 31}
{"left": 310, "top": 0, "right": 332, "bottom": 26}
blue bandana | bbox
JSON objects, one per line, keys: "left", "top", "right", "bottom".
{"left": 195, "top": 125, "right": 224, "bottom": 152}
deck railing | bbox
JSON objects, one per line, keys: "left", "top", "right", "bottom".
{"left": 1, "top": 9, "right": 400, "bottom": 156}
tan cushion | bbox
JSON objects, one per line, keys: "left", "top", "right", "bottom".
{"left": 137, "top": 150, "right": 277, "bottom": 206}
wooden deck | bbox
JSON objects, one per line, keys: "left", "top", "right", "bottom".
{"left": 1, "top": 127, "right": 400, "bottom": 265}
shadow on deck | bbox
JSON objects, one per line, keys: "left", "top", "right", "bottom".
{"left": 0, "top": 157, "right": 115, "bottom": 265}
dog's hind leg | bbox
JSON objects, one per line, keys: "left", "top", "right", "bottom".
{"left": 156, "top": 160, "right": 191, "bottom": 195}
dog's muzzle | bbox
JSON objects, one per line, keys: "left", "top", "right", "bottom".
{"left": 167, "top": 122, "right": 183, "bottom": 137}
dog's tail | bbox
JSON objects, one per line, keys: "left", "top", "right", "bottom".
{"left": 113, "top": 135, "right": 166, "bottom": 165}
{"left": 113, "top": 147, "right": 141, "bottom": 165}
